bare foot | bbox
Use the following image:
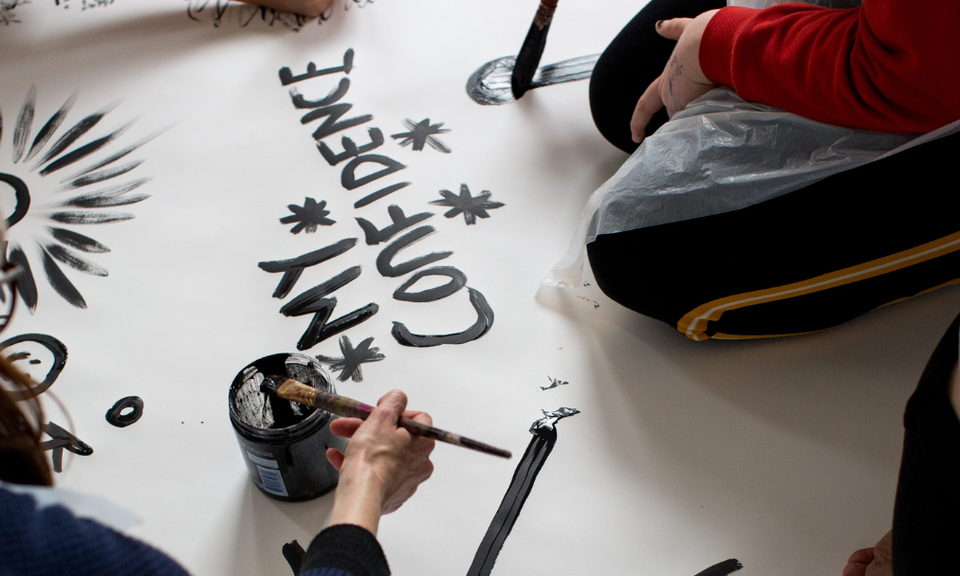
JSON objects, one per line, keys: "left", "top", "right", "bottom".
{"left": 843, "top": 530, "right": 893, "bottom": 576}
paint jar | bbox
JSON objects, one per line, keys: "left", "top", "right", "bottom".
{"left": 229, "top": 353, "right": 347, "bottom": 501}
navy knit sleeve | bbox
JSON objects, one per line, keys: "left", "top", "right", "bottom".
{"left": 0, "top": 487, "right": 189, "bottom": 576}
{"left": 300, "top": 524, "right": 390, "bottom": 576}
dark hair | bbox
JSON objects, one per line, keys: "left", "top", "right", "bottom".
{"left": 0, "top": 355, "right": 53, "bottom": 486}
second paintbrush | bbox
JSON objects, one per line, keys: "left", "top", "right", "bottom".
{"left": 260, "top": 376, "right": 512, "bottom": 459}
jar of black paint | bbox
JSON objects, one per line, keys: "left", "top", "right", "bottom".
{"left": 229, "top": 353, "right": 347, "bottom": 501}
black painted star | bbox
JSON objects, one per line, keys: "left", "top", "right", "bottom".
{"left": 316, "top": 336, "right": 385, "bottom": 382}
{"left": 41, "top": 421, "right": 93, "bottom": 473}
{"left": 430, "top": 184, "right": 504, "bottom": 225}
{"left": 281, "top": 197, "right": 335, "bottom": 234}
{"left": 391, "top": 118, "right": 451, "bottom": 153}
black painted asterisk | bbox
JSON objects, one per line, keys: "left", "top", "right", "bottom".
{"left": 281, "top": 197, "right": 335, "bottom": 234}
{"left": 391, "top": 118, "right": 451, "bottom": 153}
{"left": 430, "top": 184, "right": 504, "bottom": 225}
{"left": 316, "top": 336, "right": 385, "bottom": 382}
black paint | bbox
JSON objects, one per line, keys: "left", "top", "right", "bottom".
{"left": 12, "top": 85, "right": 35, "bottom": 164}
{"left": 259, "top": 238, "right": 358, "bottom": 299}
{"left": 356, "top": 204, "right": 432, "bottom": 246}
{"left": 66, "top": 127, "right": 169, "bottom": 181}
{"left": 281, "top": 197, "right": 335, "bottom": 234}
{"left": 41, "top": 246, "right": 87, "bottom": 308}
{"left": 1, "top": 1, "right": 26, "bottom": 25}
{"left": 0, "top": 172, "right": 30, "bottom": 228}
{"left": 539, "top": 375, "right": 568, "bottom": 391}
{"left": 41, "top": 421, "right": 93, "bottom": 473}
{"left": 430, "top": 184, "right": 504, "bottom": 226}
{"left": 280, "top": 50, "right": 354, "bottom": 86}
{"left": 391, "top": 118, "right": 451, "bottom": 153}
{"left": 693, "top": 559, "right": 743, "bottom": 576}
{"left": 0, "top": 333, "right": 68, "bottom": 400}
{"left": 34, "top": 101, "right": 120, "bottom": 169}
{"left": 392, "top": 266, "right": 466, "bottom": 302}
{"left": 355, "top": 181, "right": 410, "bottom": 209}
{"left": 48, "top": 211, "right": 134, "bottom": 225}
{"left": 39, "top": 120, "right": 133, "bottom": 176}
{"left": 375, "top": 225, "right": 452, "bottom": 277}
{"left": 60, "top": 178, "right": 151, "bottom": 208}
{"left": 282, "top": 540, "right": 306, "bottom": 575}
{"left": 48, "top": 228, "right": 111, "bottom": 253}
{"left": 316, "top": 335, "right": 385, "bottom": 382}
{"left": 46, "top": 244, "right": 108, "bottom": 276}
{"left": 467, "top": 407, "right": 579, "bottom": 576}
{"left": 60, "top": 159, "right": 144, "bottom": 190}
{"left": 341, "top": 154, "right": 406, "bottom": 190}
{"left": 318, "top": 127, "right": 384, "bottom": 166}
{"left": 391, "top": 287, "right": 493, "bottom": 347}
{"left": 7, "top": 246, "right": 37, "bottom": 312}
{"left": 25, "top": 90, "right": 77, "bottom": 163}
{"left": 466, "top": 54, "right": 599, "bottom": 106}
{"left": 105, "top": 396, "right": 143, "bottom": 427}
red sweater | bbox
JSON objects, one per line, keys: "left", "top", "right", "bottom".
{"left": 699, "top": 2, "right": 960, "bottom": 133}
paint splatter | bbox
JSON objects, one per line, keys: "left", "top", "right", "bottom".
{"left": 105, "top": 396, "right": 143, "bottom": 428}
{"left": 430, "top": 184, "right": 504, "bottom": 226}
{"left": 281, "top": 197, "right": 335, "bottom": 234}
{"left": 0, "top": 88, "right": 163, "bottom": 311}
{"left": 467, "top": 407, "right": 579, "bottom": 576}
{"left": 40, "top": 422, "right": 93, "bottom": 473}
{"left": 316, "top": 335, "right": 385, "bottom": 382}
{"left": 693, "top": 559, "right": 744, "bottom": 576}
{"left": 282, "top": 540, "right": 306, "bottom": 575}
{"left": 466, "top": 54, "right": 599, "bottom": 106}
{"left": 539, "top": 375, "right": 568, "bottom": 391}
{"left": 391, "top": 118, "right": 451, "bottom": 153}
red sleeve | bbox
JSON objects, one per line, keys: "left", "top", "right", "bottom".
{"left": 699, "top": 2, "right": 960, "bottom": 133}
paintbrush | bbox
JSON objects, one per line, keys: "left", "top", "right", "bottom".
{"left": 510, "top": 0, "right": 559, "bottom": 99}
{"left": 260, "top": 376, "right": 512, "bottom": 459}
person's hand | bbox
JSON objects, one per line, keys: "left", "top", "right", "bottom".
{"left": 842, "top": 530, "right": 893, "bottom": 576}
{"left": 631, "top": 10, "right": 720, "bottom": 144}
{"left": 236, "top": 0, "right": 333, "bottom": 17}
{"left": 326, "top": 390, "right": 435, "bottom": 535}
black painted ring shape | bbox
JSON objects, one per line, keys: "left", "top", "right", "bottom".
{"left": 105, "top": 396, "right": 144, "bottom": 427}
{"left": 0, "top": 333, "right": 68, "bottom": 401}
{"left": 0, "top": 173, "right": 31, "bottom": 229}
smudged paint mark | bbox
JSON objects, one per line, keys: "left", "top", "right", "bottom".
{"left": 467, "top": 407, "right": 580, "bottom": 576}
{"left": 105, "top": 396, "right": 143, "bottom": 428}
{"left": 316, "top": 335, "right": 385, "bottom": 382}
{"left": 539, "top": 375, "right": 568, "bottom": 391}
{"left": 393, "top": 266, "right": 466, "bottom": 303}
{"left": 693, "top": 559, "right": 743, "bottom": 576}
{"left": 40, "top": 246, "right": 86, "bottom": 308}
{"left": 430, "top": 184, "right": 504, "bottom": 226}
{"left": 391, "top": 118, "right": 451, "bottom": 153}
{"left": 0, "top": 333, "right": 67, "bottom": 400}
{"left": 392, "top": 287, "right": 493, "bottom": 347}
{"left": 282, "top": 540, "right": 306, "bottom": 575}
{"left": 466, "top": 54, "right": 599, "bottom": 106}
{"left": 41, "top": 421, "right": 93, "bottom": 473}
{"left": 281, "top": 197, "right": 335, "bottom": 234}
{"left": 48, "top": 228, "right": 110, "bottom": 253}
{"left": 12, "top": 86, "right": 35, "bottom": 164}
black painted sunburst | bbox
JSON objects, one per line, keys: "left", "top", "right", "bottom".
{"left": 0, "top": 86, "right": 166, "bottom": 311}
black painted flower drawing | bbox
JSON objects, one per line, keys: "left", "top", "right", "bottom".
{"left": 391, "top": 118, "right": 451, "bottom": 154}
{"left": 430, "top": 184, "right": 504, "bottom": 225}
{"left": 0, "top": 86, "right": 165, "bottom": 311}
{"left": 316, "top": 335, "right": 385, "bottom": 382}
{"left": 280, "top": 197, "right": 335, "bottom": 234}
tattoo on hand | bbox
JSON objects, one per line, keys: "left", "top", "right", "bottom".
{"left": 667, "top": 54, "right": 682, "bottom": 96}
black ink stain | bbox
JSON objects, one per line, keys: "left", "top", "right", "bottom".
{"left": 391, "top": 287, "right": 493, "bottom": 347}
{"left": 467, "top": 407, "right": 580, "bottom": 576}
{"left": 316, "top": 335, "right": 385, "bottom": 382}
{"left": 105, "top": 396, "right": 143, "bottom": 428}
{"left": 430, "top": 184, "right": 504, "bottom": 226}
{"left": 41, "top": 421, "right": 93, "bottom": 473}
{"left": 466, "top": 54, "right": 599, "bottom": 106}
{"left": 0, "top": 333, "right": 68, "bottom": 400}
{"left": 391, "top": 118, "right": 451, "bottom": 153}
{"left": 281, "top": 197, "right": 335, "bottom": 234}
{"left": 282, "top": 540, "right": 306, "bottom": 575}
{"left": 693, "top": 559, "right": 744, "bottom": 576}
{"left": 539, "top": 375, "right": 568, "bottom": 391}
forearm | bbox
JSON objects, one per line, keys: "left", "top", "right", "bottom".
{"left": 329, "top": 471, "right": 384, "bottom": 537}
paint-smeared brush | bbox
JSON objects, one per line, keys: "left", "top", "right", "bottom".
{"left": 260, "top": 376, "right": 512, "bottom": 459}
{"left": 510, "top": 0, "right": 559, "bottom": 99}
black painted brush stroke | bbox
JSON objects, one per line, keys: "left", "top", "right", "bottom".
{"left": 467, "top": 407, "right": 580, "bottom": 576}
{"left": 12, "top": 86, "right": 35, "bottom": 164}
{"left": 316, "top": 335, "right": 385, "bottom": 382}
{"left": 7, "top": 246, "right": 38, "bottom": 312}
{"left": 46, "top": 244, "right": 108, "bottom": 276}
{"left": 393, "top": 266, "right": 466, "bottom": 302}
{"left": 48, "top": 211, "right": 134, "bottom": 225}
{"left": 41, "top": 422, "right": 93, "bottom": 473}
{"left": 391, "top": 118, "right": 451, "bottom": 154}
{"left": 39, "top": 120, "right": 133, "bottom": 176}
{"left": 278, "top": 266, "right": 379, "bottom": 350}
{"left": 1, "top": 172, "right": 30, "bottom": 227}
{"left": 355, "top": 181, "right": 410, "bottom": 209}
{"left": 466, "top": 54, "right": 599, "bottom": 106}
{"left": 282, "top": 540, "right": 306, "bottom": 575}
{"left": 59, "top": 178, "right": 151, "bottom": 208}
{"left": 34, "top": 101, "right": 120, "bottom": 169}
{"left": 391, "top": 287, "right": 493, "bottom": 347}
{"left": 539, "top": 375, "right": 568, "bottom": 391}
{"left": 63, "top": 126, "right": 170, "bottom": 182}
{"left": 48, "top": 228, "right": 110, "bottom": 253}
{"left": 375, "top": 225, "right": 452, "bottom": 277}
{"left": 25, "top": 90, "right": 78, "bottom": 163}
{"left": 59, "top": 159, "right": 144, "bottom": 190}
{"left": 280, "top": 49, "right": 354, "bottom": 86}
{"left": 693, "top": 559, "right": 743, "bottom": 576}
{"left": 1, "top": 1, "right": 28, "bottom": 26}
{"left": 105, "top": 396, "right": 143, "bottom": 427}
{"left": 281, "top": 197, "right": 335, "bottom": 234}
{"left": 356, "top": 205, "right": 433, "bottom": 246}
{"left": 259, "top": 238, "right": 358, "bottom": 299}
{"left": 430, "top": 184, "right": 504, "bottom": 226}
{"left": 40, "top": 246, "right": 86, "bottom": 308}
{"left": 0, "top": 333, "right": 67, "bottom": 400}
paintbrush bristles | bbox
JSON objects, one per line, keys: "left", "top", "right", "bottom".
{"left": 511, "top": 0, "right": 560, "bottom": 99}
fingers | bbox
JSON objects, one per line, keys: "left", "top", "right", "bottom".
{"left": 368, "top": 390, "right": 407, "bottom": 428}
{"left": 330, "top": 417, "right": 363, "bottom": 439}
{"left": 847, "top": 549, "right": 875, "bottom": 564}
{"left": 631, "top": 75, "right": 664, "bottom": 143}
{"left": 656, "top": 17, "right": 691, "bottom": 40}
{"left": 326, "top": 448, "right": 345, "bottom": 471}
{"left": 403, "top": 409, "right": 433, "bottom": 426}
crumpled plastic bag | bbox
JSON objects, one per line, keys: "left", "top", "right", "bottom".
{"left": 544, "top": 87, "right": 960, "bottom": 287}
